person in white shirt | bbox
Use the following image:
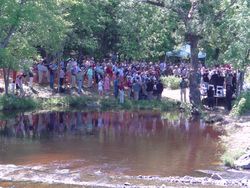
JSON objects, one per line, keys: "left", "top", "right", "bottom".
{"left": 98, "top": 79, "right": 103, "bottom": 96}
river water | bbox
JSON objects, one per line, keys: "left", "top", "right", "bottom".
{"left": 0, "top": 110, "right": 222, "bottom": 187}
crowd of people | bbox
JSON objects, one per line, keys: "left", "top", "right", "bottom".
{"left": 175, "top": 62, "right": 237, "bottom": 111}
{"left": 14, "top": 57, "right": 165, "bottom": 103}
{"left": 11, "top": 55, "right": 237, "bottom": 110}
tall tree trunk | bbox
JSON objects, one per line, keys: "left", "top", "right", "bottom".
{"left": 3, "top": 68, "right": 10, "bottom": 95}
{"left": 188, "top": 33, "right": 201, "bottom": 109}
{"left": 237, "top": 70, "right": 244, "bottom": 96}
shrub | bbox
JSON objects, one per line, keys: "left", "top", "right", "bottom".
{"left": 231, "top": 91, "right": 250, "bottom": 116}
{"left": 0, "top": 95, "right": 38, "bottom": 110}
{"left": 68, "top": 96, "right": 96, "bottom": 108}
{"left": 100, "top": 98, "right": 118, "bottom": 109}
{"left": 42, "top": 97, "right": 69, "bottom": 108}
{"left": 221, "top": 149, "right": 245, "bottom": 168}
{"left": 161, "top": 76, "right": 181, "bottom": 90}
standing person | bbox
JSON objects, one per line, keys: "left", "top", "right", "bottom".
{"left": 70, "top": 65, "right": 77, "bottom": 89}
{"left": 202, "top": 69, "right": 210, "bottom": 89}
{"left": 132, "top": 80, "right": 140, "bottom": 101}
{"left": 209, "top": 70, "right": 219, "bottom": 94}
{"left": 76, "top": 67, "right": 84, "bottom": 94}
{"left": 59, "top": 68, "right": 65, "bottom": 93}
{"left": 207, "top": 86, "right": 214, "bottom": 110}
{"left": 87, "top": 66, "right": 93, "bottom": 88}
{"left": 118, "top": 79, "right": 125, "bottom": 104}
{"left": 37, "top": 61, "right": 44, "bottom": 84}
{"left": 146, "top": 78, "right": 154, "bottom": 100}
{"left": 28, "top": 67, "right": 34, "bottom": 88}
{"left": 16, "top": 74, "right": 25, "bottom": 97}
{"left": 226, "top": 85, "right": 233, "bottom": 111}
{"left": 156, "top": 80, "right": 164, "bottom": 100}
{"left": 113, "top": 74, "right": 119, "bottom": 98}
{"left": 179, "top": 77, "right": 188, "bottom": 103}
{"left": 49, "top": 62, "right": 57, "bottom": 90}
{"left": 104, "top": 74, "right": 110, "bottom": 94}
{"left": 98, "top": 79, "right": 104, "bottom": 96}
{"left": 225, "top": 71, "right": 233, "bottom": 88}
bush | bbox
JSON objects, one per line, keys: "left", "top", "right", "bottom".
{"left": 43, "top": 96, "right": 98, "bottom": 109}
{"left": 161, "top": 76, "right": 181, "bottom": 90}
{"left": 100, "top": 98, "right": 118, "bottom": 109}
{"left": 42, "top": 97, "right": 69, "bottom": 108}
{"left": 231, "top": 91, "right": 250, "bottom": 116}
{"left": 0, "top": 95, "right": 38, "bottom": 110}
{"left": 221, "top": 149, "right": 245, "bottom": 168}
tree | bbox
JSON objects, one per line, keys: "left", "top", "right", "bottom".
{"left": 0, "top": 0, "right": 70, "bottom": 94}
{"left": 201, "top": 0, "right": 249, "bottom": 94}
{"left": 116, "top": 1, "right": 176, "bottom": 60}
{"left": 141, "top": 0, "right": 240, "bottom": 110}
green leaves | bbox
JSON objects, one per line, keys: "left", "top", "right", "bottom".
{"left": 0, "top": 0, "right": 248, "bottom": 65}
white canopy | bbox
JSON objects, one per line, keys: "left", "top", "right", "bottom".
{"left": 166, "top": 44, "right": 206, "bottom": 59}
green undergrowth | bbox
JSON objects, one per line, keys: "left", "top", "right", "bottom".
{"left": 41, "top": 96, "right": 97, "bottom": 108}
{"left": 0, "top": 95, "right": 38, "bottom": 111}
{"left": 231, "top": 91, "right": 250, "bottom": 116}
{"left": 33, "top": 95, "right": 180, "bottom": 112}
{"left": 100, "top": 98, "right": 178, "bottom": 111}
{"left": 161, "top": 76, "right": 181, "bottom": 90}
{"left": 0, "top": 94, "right": 180, "bottom": 113}
{"left": 221, "top": 149, "right": 245, "bottom": 168}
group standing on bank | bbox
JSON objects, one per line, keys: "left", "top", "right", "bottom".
{"left": 11, "top": 56, "right": 237, "bottom": 110}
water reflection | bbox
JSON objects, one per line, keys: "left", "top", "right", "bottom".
{"left": 0, "top": 111, "right": 219, "bottom": 140}
{"left": 0, "top": 111, "right": 222, "bottom": 177}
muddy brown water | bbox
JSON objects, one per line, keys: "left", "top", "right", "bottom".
{"left": 0, "top": 111, "right": 223, "bottom": 187}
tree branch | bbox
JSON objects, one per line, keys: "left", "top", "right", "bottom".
{"left": 0, "top": 25, "right": 17, "bottom": 48}
{"left": 0, "top": 0, "right": 26, "bottom": 48}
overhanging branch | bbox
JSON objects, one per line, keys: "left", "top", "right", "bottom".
{"left": 0, "top": 0, "right": 26, "bottom": 48}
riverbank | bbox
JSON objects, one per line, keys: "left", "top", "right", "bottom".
{"left": 164, "top": 88, "right": 250, "bottom": 170}
{"left": 0, "top": 83, "right": 180, "bottom": 113}
{"left": 0, "top": 83, "right": 249, "bottom": 186}
{"left": 201, "top": 109, "right": 250, "bottom": 171}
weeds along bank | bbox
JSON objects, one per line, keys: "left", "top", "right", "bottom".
{"left": 231, "top": 91, "right": 250, "bottom": 116}
{"left": 219, "top": 91, "right": 250, "bottom": 169}
{"left": 0, "top": 94, "right": 179, "bottom": 112}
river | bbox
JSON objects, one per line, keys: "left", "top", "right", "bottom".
{"left": 0, "top": 110, "right": 223, "bottom": 187}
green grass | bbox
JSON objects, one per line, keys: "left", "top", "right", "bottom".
{"left": 231, "top": 91, "right": 250, "bottom": 116}
{"left": 161, "top": 76, "right": 181, "bottom": 90}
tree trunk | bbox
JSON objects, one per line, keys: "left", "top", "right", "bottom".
{"left": 3, "top": 68, "right": 10, "bottom": 95}
{"left": 237, "top": 70, "right": 245, "bottom": 95}
{"left": 188, "top": 33, "right": 201, "bottom": 109}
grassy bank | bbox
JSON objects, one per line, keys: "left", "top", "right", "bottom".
{"left": 0, "top": 94, "right": 179, "bottom": 113}
{"left": 231, "top": 91, "right": 250, "bottom": 116}
{"left": 42, "top": 95, "right": 179, "bottom": 111}
{"left": 0, "top": 95, "right": 38, "bottom": 111}
{"left": 221, "top": 148, "right": 245, "bottom": 168}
